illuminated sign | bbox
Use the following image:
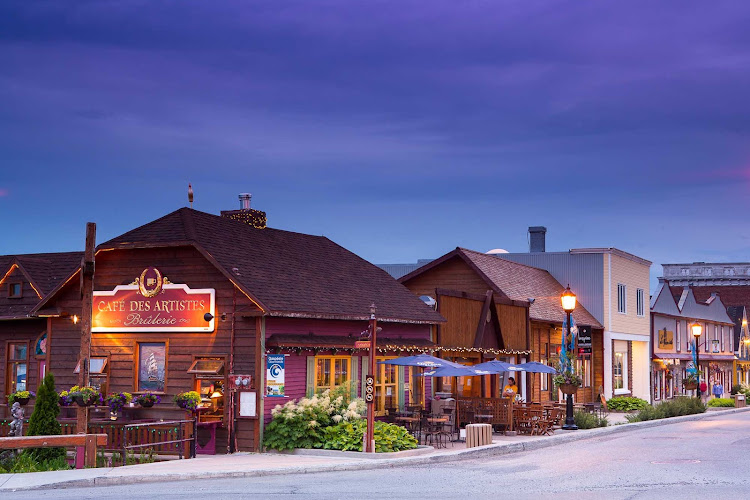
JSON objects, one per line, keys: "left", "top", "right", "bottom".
{"left": 92, "top": 267, "right": 215, "bottom": 332}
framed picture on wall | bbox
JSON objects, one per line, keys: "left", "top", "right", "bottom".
{"left": 136, "top": 341, "right": 167, "bottom": 393}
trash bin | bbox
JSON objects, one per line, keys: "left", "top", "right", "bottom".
{"left": 465, "top": 423, "right": 493, "bottom": 448}
{"left": 733, "top": 394, "right": 746, "bottom": 408}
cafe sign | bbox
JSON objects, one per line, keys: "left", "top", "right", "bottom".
{"left": 92, "top": 267, "right": 216, "bottom": 332}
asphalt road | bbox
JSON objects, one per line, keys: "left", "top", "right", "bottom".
{"left": 24, "top": 411, "right": 750, "bottom": 500}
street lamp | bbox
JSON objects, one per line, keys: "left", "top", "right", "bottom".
{"left": 561, "top": 285, "right": 577, "bottom": 430}
{"left": 691, "top": 322, "right": 703, "bottom": 398}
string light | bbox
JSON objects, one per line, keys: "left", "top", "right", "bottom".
{"left": 267, "top": 345, "right": 532, "bottom": 356}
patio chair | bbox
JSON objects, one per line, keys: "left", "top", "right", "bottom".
{"left": 421, "top": 414, "right": 444, "bottom": 449}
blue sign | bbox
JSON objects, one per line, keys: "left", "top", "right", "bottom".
{"left": 266, "top": 354, "right": 285, "bottom": 397}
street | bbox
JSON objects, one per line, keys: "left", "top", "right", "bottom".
{"left": 22, "top": 410, "right": 750, "bottom": 500}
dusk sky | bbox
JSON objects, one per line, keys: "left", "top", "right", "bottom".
{"left": 2, "top": 1, "right": 750, "bottom": 290}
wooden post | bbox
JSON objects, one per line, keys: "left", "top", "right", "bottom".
{"left": 77, "top": 222, "right": 96, "bottom": 435}
{"left": 365, "top": 304, "right": 377, "bottom": 453}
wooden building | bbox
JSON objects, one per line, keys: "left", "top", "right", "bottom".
{"left": 399, "top": 248, "right": 604, "bottom": 403}
{"left": 0, "top": 252, "right": 81, "bottom": 418}
{"left": 32, "top": 207, "right": 442, "bottom": 452}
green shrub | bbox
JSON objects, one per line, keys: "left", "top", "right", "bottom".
{"left": 731, "top": 384, "right": 743, "bottom": 396}
{"left": 626, "top": 397, "right": 706, "bottom": 423}
{"left": 0, "top": 452, "right": 70, "bottom": 473}
{"left": 707, "top": 397, "right": 735, "bottom": 408}
{"left": 26, "top": 373, "right": 65, "bottom": 462}
{"left": 263, "top": 390, "right": 366, "bottom": 451}
{"left": 607, "top": 396, "right": 649, "bottom": 412}
{"left": 323, "top": 420, "right": 418, "bottom": 453}
{"left": 573, "top": 411, "right": 608, "bottom": 429}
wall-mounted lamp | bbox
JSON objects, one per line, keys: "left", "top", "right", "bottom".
{"left": 72, "top": 315, "right": 79, "bottom": 324}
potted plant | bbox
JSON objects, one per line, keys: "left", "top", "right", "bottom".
{"left": 173, "top": 391, "right": 201, "bottom": 411}
{"left": 106, "top": 392, "right": 133, "bottom": 419}
{"left": 554, "top": 370, "right": 583, "bottom": 395}
{"left": 59, "top": 390, "right": 72, "bottom": 406}
{"left": 7, "top": 390, "right": 34, "bottom": 406}
{"left": 683, "top": 373, "right": 699, "bottom": 391}
{"left": 134, "top": 392, "right": 161, "bottom": 408}
{"left": 68, "top": 385, "right": 100, "bottom": 407}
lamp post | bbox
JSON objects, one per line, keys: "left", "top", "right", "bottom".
{"left": 691, "top": 322, "right": 703, "bottom": 399}
{"left": 561, "top": 285, "right": 577, "bottom": 431}
{"left": 365, "top": 304, "right": 377, "bottom": 453}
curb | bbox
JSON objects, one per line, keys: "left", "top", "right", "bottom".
{"left": 8, "top": 406, "right": 750, "bottom": 491}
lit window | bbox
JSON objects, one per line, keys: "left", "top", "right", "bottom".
{"left": 6, "top": 343, "right": 27, "bottom": 394}
{"left": 8, "top": 282, "right": 22, "bottom": 298}
{"left": 613, "top": 340, "right": 629, "bottom": 394}
{"left": 375, "top": 357, "right": 398, "bottom": 414}
{"left": 314, "top": 356, "right": 351, "bottom": 393}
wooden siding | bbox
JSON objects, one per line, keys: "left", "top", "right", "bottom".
{"left": 0, "top": 265, "right": 41, "bottom": 314}
{"left": 496, "top": 304, "right": 527, "bottom": 351}
{"left": 437, "top": 295, "right": 484, "bottom": 348}
{"left": 402, "top": 256, "right": 492, "bottom": 298}
{"left": 528, "top": 320, "right": 604, "bottom": 404}
{"left": 46, "top": 246, "right": 261, "bottom": 452}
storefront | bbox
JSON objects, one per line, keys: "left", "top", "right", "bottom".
{"left": 31, "top": 206, "right": 442, "bottom": 451}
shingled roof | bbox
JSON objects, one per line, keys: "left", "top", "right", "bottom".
{"left": 80, "top": 208, "right": 443, "bottom": 324}
{"left": 0, "top": 251, "right": 82, "bottom": 319}
{"left": 401, "top": 247, "right": 602, "bottom": 328}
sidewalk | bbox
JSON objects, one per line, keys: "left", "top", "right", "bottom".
{"left": 2, "top": 406, "right": 747, "bottom": 492}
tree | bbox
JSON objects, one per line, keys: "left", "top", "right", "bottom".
{"left": 25, "top": 373, "right": 65, "bottom": 462}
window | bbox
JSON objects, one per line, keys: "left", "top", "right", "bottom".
{"left": 613, "top": 340, "right": 629, "bottom": 394}
{"left": 704, "top": 324, "right": 709, "bottom": 353}
{"left": 8, "top": 282, "right": 22, "bottom": 298}
{"left": 725, "top": 268, "right": 735, "bottom": 276}
{"left": 576, "top": 358, "right": 592, "bottom": 388}
{"left": 617, "top": 284, "right": 627, "bottom": 314}
{"left": 6, "top": 342, "right": 28, "bottom": 395}
{"left": 374, "top": 357, "right": 398, "bottom": 414}
{"left": 314, "top": 356, "right": 350, "bottom": 393}
{"left": 713, "top": 326, "right": 720, "bottom": 353}
{"left": 190, "top": 356, "right": 226, "bottom": 421}
{"left": 541, "top": 350, "right": 549, "bottom": 392}
{"left": 703, "top": 267, "right": 712, "bottom": 276}
{"left": 136, "top": 342, "right": 167, "bottom": 393}
{"left": 636, "top": 288, "right": 645, "bottom": 317}
{"left": 676, "top": 322, "right": 681, "bottom": 352}
{"left": 681, "top": 268, "right": 689, "bottom": 276}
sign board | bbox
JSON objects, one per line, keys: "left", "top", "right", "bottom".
{"left": 354, "top": 340, "right": 371, "bottom": 349}
{"left": 658, "top": 329, "right": 674, "bottom": 349}
{"left": 239, "top": 391, "right": 257, "bottom": 417}
{"left": 577, "top": 326, "right": 592, "bottom": 348}
{"left": 364, "top": 375, "right": 374, "bottom": 403}
{"left": 93, "top": 267, "right": 215, "bottom": 332}
{"left": 712, "top": 340, "right": 720, "bottom": 353}
{"left": 266, "top": 354, "right": 285, "bottom": 397}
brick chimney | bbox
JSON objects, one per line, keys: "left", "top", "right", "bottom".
{"left": 221, "top": 193, "right": 267, "bottom": 229}
{"left": 529, "top": 226, "right": 547, "bottom": 253}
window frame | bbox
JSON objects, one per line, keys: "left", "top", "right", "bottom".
{"left": 636, "top": 288, "right": 645, "bottom": 317}
{"left": 6, "top": 340, "right": 29, "bottom": 395}
{"left": 613, "top": 340, "right": 629, "bottom": 395}
{"left": 7, "top": 281, "right": 22, "bottom": 298}
{"left": 374, "top": 356, "right": 398, "bottom": 415}
{"left": 617, "top": 283, "right": 627, "bottom": 314}
{"left": 314, "top": 355, "right": 351, "bottom": 394}
{"left": 191, "top": 354, "right": 227, "bottom": 423}
{"left": 135, "top": 341, "right": 168, "bottom": 394}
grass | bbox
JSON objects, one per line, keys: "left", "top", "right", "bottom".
{"left": 0, "top": 452, "right": 71, "bottom": 474}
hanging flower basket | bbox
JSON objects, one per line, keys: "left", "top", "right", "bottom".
{"left": 7, "top": 390, "right": 34, "bottom": 406}
{"left": 173, "top": 391, "right": 201, "bottom": 411}
{"left": 68, "top": 386, "right": 100, "bottom": 407}
{"left": 134, "top": 392, "right": 161, "bottom": 408}
{"left": 558, "top": 383, "right": 579, "bottom": 395}
{"left": 683, "top": 381, "right": 698, "bottom": 390}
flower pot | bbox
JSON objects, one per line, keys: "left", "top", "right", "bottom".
{"left": 559, "top": 383, "right": 579, "bottom": 395}
{"left": 16, "top": 397, "right": 30, "bottom": 406}
{"left": 139, "top": 400, "right": 155, "bottom": 408}
{"left": 683, "top": 382, "right": 698, "bottom": 390}
{"left": 74, "top": 395, "right": 96, "bottom": 407}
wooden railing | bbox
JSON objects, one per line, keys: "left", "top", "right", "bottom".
{"left": 0, "top": 434, "right": 107, "bottom": 469}
{"left": 456, "top": 397, "right": 514, "bottom": 431}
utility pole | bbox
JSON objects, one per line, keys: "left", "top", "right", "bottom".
{"left": 77, "top": 223, "right": 96, "bottom": 434}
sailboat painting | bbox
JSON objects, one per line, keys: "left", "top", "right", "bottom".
{"left": 138, "top": 342, "right": 166, "bottom": 392}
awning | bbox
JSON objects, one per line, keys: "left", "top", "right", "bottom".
{"left": 266, "top": 333, "right": 435, "bottom": 351}
{"left": 654, "top": 353, "right": 736, "bottom": 362}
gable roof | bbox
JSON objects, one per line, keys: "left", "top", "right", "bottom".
{"left": 400, "top": 247, "right": 602, "bottom": 328}
{"left": 0, "top": 252, "right": 83, "bottom": 319}
{"left": 37, "top": 208, "right": 443, "bottom": 324}
{"left": 650, "top": 282, "right": 681, "bottom": 316}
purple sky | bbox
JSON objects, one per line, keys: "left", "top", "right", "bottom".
{"left": 2, "top": 1, "right": 750, "bottom": 289}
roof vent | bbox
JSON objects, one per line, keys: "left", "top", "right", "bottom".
{"left": 239, "top": 193, "right": 252, "bottom": 209}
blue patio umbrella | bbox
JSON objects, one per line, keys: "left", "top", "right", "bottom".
{"left": 420, "top": 365, "right": 498, "bottom": 377}
{"left": 517, "top": 361, "right": 557, "bottom": 374}
{"left": 379, "top": 354, "right": 464, "bottom": 368}
{"left": 473, "top": 360, "right": 524, "bottom": 373}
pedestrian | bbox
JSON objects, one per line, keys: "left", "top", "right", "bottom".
{"left": 713, "top": 382, "right": 724, "bottom": 399}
